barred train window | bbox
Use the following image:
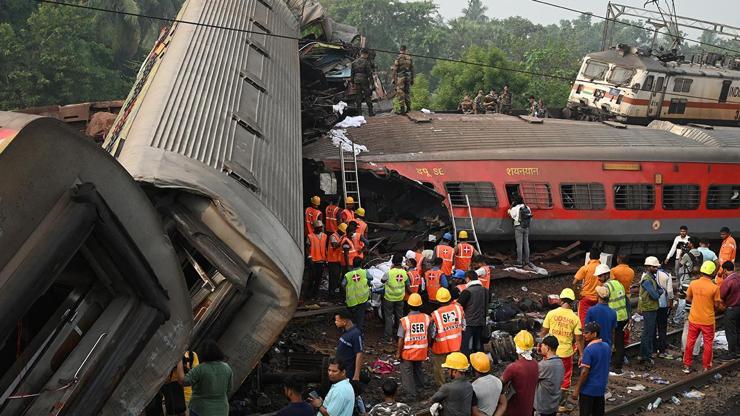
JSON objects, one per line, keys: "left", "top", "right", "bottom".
{"left": 521, "top": 182, "right": 553, "bottom": 209}
{"left": 707, "top": 185, "right": 740, "bottom": 209}
{"left": 673, "top": 78, "right": 693, "bottom": 93}
{"left": 561, "top": 183, "right": 606, "bottom": 210}
{"left": 668, "top": 98, "right": 687, "bottom": 114}
{"left": 662, "top": 184, "right": 700, "bottom": 210}
{"left": 614, "top": 184, "right": 654, "bottom": 210}
{"left": 444, "top": 182, "right": 498, "bottom": 208}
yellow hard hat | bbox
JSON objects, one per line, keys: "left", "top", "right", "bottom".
{"left": 514, "top": 330, "right": 534, "bottom": 351}
{"left": 469, "top": 352, "right": 491, "bottom": 373}
{"left": 338, "top": 223, "right": 348, "bottom": 233}
{"left": 355, "top": 207, "right": 365, "bottom": 217}
{"left": 407, "top": 293, "right": 423, "bottom": 307}
{"left": 441, "top": 352, "right": 470, "bottom": 371}
{"left": 310, "top": 196, "right": 320, "bottom": 206}
{"left": 435, "top": 287, "right": 452, "bottom": 303}
{"left": 458, "top": 230, "right": 468, "bottom": 239}
{"left": 559, "top": 288, "right": 576, "bottom": 301}
{"left": 700, "top": 260, "right": 717, "bottom": 275}
{"left": 345, "top": 196, "right": 355, "bottom": 204}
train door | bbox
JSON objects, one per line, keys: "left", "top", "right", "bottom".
{"left": 505, "top": 184, "right": 522, "bottom": 206}
{"left": 719, "top": 80, "right": 732, "bottom": 103}
{"left": 647, "top": 75, "right": 665, "bottom": 118}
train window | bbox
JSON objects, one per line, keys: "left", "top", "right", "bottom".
{"left": 560, "top": 183, "right": 606, "bottom": 210}
{"left": 662, "top": 184, "right": 700, "bottom": 210}
{"left": 673, "top": 78, "right": 693, "bottom": 93}
{"left": 608, "top": 67, "right": 635, "bottom": 85}
{"left": 614, "top": 184, "right": 654, "bottom": 210}
{"left": 643, "top": 75, "right": 654, "bottom": 91}
{"left": 583, "top": 60, "right": 608, "bottom": 80}
{"left": 445, "top": 182, "right": 498, "bottom": 208}
{"left": 707, "top": 185, "right": 740, "bottom": 209}
{"left": 520, "top": 182, "right": 553, "bottom": 209}
{"left": 668, "top": 98, "right": 687, "bottom": 114}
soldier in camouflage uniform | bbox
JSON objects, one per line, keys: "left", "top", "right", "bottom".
{"left": 391, "top": 45, "right": 414, "bottom": 114}
{"left": 367, "top": 379, "right": 412, "bottom": 416}
{"left": 473, "top": 90, "right": 486, "bottom": 114}
{"left": 499, "top": 84, "right": 512, "bottom": 114}
{"left": 484, "top": 89, "right": 498, "bottom": 113}
{"left": 351, "top": 48, "right": 375, "bottom": 116}
{"left": 459, "top": 94, "right": 474, "bottom": 114}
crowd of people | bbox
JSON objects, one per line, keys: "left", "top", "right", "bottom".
{"left": 298, "top": 193, "right": 738, "bottom": 416}
{"left": 459, "top": 87, "right": 513, "bottom": 115}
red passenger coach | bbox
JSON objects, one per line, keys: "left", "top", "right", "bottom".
{"left": 304, "top": 114, "right": 740, "bottom": 242}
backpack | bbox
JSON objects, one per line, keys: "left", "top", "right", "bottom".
{"left": 518, "top": 204, "right": 533, "bottom": 228}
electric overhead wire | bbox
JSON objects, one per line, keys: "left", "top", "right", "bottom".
{"left": 531, "top": 0, "right": 740, "bottom": 55}
{"left": 34, "top": 0, "right": 738, "bottom": 104}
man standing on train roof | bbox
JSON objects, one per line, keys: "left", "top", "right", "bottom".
{"left": 305, "top": 196, "right": 323, "bottom": 235}
{"left": 351, "top": 48, "right": 375, "bottom": 117}
{"left": 473, "top": 90, "right": 485, "bottom": 114}
{"left": 664, "top": 225, "right": 689, "bottom": 274}
{"left": 453, "top": 231, "right": 478, "bottom": 272}
{"left": 340, "top": 197, "right": 356, "bottom": 225}
{"left": 499, "top": 85, "right": 512, "bottom": 114}
{"left": 483, "top": 90, "right": 497, "bottom": 113}
{"left": 638, "top": 256, "right": 664, "bottom": 367}
{"left": 391, "top": 45, "right": 414, "bottom": 115}
{"left": 325, "top": 195, "right": 340, "bottom": 234}
{"left": 306, "top": 220, "right": 328, "bottom": 298}
{"left": 527, "top": 95, "right": 536, "bottom": 116}
{"left": 434, "top": 233, "right": 455, "bottom": 276}
{"left": 507, "top": 195, "right": 532, "bottom": 269}
{"left": 573, "top": 247, "right": 602, "bottom": 328}
{"left": 459, "top": 94, "right": 473, "bottom": 114}
{"left": 718, "top": 227, "right": 736, "bottom": 285}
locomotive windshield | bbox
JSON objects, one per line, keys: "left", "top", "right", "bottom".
{"left": 608, "top": 66, "right": 636, "bottom": 85}
{"left": 583, "top": 60, "right": 609, "bottom": 80}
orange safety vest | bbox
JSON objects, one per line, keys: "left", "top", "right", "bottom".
{"left": 435, "top": 244, "right": 454, "bottom": 275}
{"left": 415, "top": 252, "right": 424, "bottom": 273}
{"left": 339, "top": 235, "right": 357, "bottom": 267}
{"left": 327, "top": 232, "right": 343, "bottom": 263}
{"left": 425, "top": 269, "right": 443, "bottom": 302}
{"left": 454, "top": 242, "right": 475, "bottom": 271}
{"left": 479, "top": 266, "right": 491, "bottom": 289}
{"left": 351, "top": 232, "right": 365, "bottom": 259}
{"left": 401, "top": 313, "right": 431, "bottom": 361}
{"left": 305, "top": 206, "right": 322, "bottom": 235}
{"left": 307, "top": 233, "right": 328, "bottom": 262}
{"left": 405, "top": 270, "right": 423, "bottom": 300}
{"left": 325, "top": 205, "right": 340, "bottom": 233}
{"left": 431, "top": 303, "right": 464, "bottom": 354}
{"left": 356, "top": 218, "right": 368, "bottom": 237}
{"left": 340, "top": 208, "right": 355, "bottom": 224}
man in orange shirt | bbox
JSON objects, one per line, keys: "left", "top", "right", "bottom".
{"left": 573, "top": 247, "right": 602, "bottom": 327}
{"left": 610, "top": 255, "right": 635, "bottom": 296}
{"left": 718, "top": 227, "right": 737, "bottom": 284}
{"left": 683, "top": 261, "right": 722, "bottom": 373}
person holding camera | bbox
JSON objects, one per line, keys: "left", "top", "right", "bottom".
{"left": 664, "top": 225, "right": 690, "bottom": 276}
{"left": 310, "top": 359, "right": 355, "bottom": 416}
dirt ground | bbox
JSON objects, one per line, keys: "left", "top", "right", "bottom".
{"left": 258, "top": 265, "right": 740, "bottom": 415}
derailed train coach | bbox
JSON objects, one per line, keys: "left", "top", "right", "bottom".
{"left": 0, "top": 0, "right": 305, "bottom": 414}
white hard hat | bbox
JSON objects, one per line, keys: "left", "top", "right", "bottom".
{"left": 595, "top": 264, "right": 611, "bottom": 276}
{"left": 644, "top": 256, "right": 661, "bottom": 267}
{"left": 405, "top": 250, "right": 416, "bottom": 260}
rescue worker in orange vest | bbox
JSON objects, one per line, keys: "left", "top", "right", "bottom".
{"left": 404, "top": 258, "right": 424, "bottom": 302}
{"left": 472, "top": 255, "right": 492, "bottom": 291}
{"left": 434, "top": 233, "right": 455, "bottom": 276}
{"left": 305, "top": 196, "right": 323, "bottom": 236}
{"left": 453, "top": 231, "right": 478, "bottom": 271}
{"left": 340, "top": 196, "right": 356, "bottom": 225}
{"left": 718, "top": 227, "right": 737, "bottom": 284}
{"left": 429, "top": 287, "right": 466, "bottom": 386}
{"left": 328, "top": 223, "right": 354, "bottom": 299}
{"left": 424, "top": 258, "right": 449, "bottom": 314}
{"left": 397, "top": 293, "right": 432, "bottom": 402}
{"left": 348, "top": 221, "right": 367, "bottom": 261}
{"left": 354, "top": 207, "right": 368, "bottom": 238}
{"left": 325, "top": 196, "right": 340, "bottom": 234}
{"left": 306, "top": 220, "right": 328, "bottom": 298}
{"left": 338, "top": 223, "right": 357, "bottom": 273}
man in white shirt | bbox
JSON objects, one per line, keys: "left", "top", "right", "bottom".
{"left": 507, "top": 195, "right": 532, "bottom": 268}
{"left": 665, "top": 225, "right": 689, "bottom": 277}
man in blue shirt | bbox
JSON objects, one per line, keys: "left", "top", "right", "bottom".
{"left": 335, "top": 309, "right": 363, "bottom": 382}
{"left": 310, "top": 359, "right": 356, "bottom": 416}
{"left": 277, "top": 375, "right": 314, "bottom": 416}
{"left": 585, "top": 285, "right": 617, "bottom": 346}
{"left": 698, "top": 239, "right": 718, "bottom": 262}
{"left": 571, "top": 322, "right": 611, "bottom": 416}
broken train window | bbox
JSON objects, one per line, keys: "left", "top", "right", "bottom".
{"left": 707, "top": 184, "right": 740, "bottom": 209}
{"left": 444, "top": 182, "right": 498, "bottom": 208}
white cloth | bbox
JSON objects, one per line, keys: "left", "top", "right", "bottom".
{"left": 329, "top": 129, "right": 368, "bottom": 155}
{"left": 508, "top": 204, "right": 524, "bottom": 226}
{"left": 666, "top": 235, "right": 690, "bottom": 262}
{"left": 516, "top": 347, "right": 533, "bottom": 360}
{"left": 332, "top": 101, "right": 348, "bottom": 114}
{"left": 334, "top": 115, "right": 366, "bottom": 129}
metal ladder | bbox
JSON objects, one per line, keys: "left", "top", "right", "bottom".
{"left": 340, "top": 143, "right": 361, "bottom": 207}
{"left": 447, "top": 193, "right": 481, "bottom": 253}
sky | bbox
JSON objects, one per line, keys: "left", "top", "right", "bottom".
{"left": 434, "top": 0, "right": 738, "bottom": 29}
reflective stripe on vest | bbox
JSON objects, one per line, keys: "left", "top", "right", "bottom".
{"left": 415, "top": 253, "right": 424, "bottom": 273}
{"left": 605, "top": 280, "right": 629, "bottom": 321}
{"left": 356, "top": 219, "right": 368, "bottom": 237}
{"left": 339, "top": 236, "right": 357, "bottom": 266}
{"left": 325, "top": 205, "right": 339, "bottom": 232}
{"left": 341, "top": 209, "right": 354, "bottom": 223}
{"left": 345, "top": 269, "right": 370, "bottom": 307}
{"left": 308, "top": 233, "right": 327, "bottom": 262}
{"left": 351, "top": 233, "right": 364, "bottom": 259}
{"left": 327, "top": 232, "right": 343, "bottom": 263}
{"left": 435, "top": 245, "right": 454, "bottom": 275}
{"left": 432, "top": 304, "right": 464, "bottom": 354}
{"left": 454, "top": 243, "right": 475, "bottom": 270}
{"left": 385, "top": 268, "right": 408, "bottom": 302}
{"left": 401, "top": 313, "right": 430, "bottom": 361}
{"left": 479, "top": 266, "right": 491, "bottom": 289}
{"left": 425, "top": 269, "right": 443, "bottom": 301}
{"left": 305, "top": 207, "right": 321, "bottom": 234}
{"left": 407, "top": 270, "right": 422, "bottom": 294}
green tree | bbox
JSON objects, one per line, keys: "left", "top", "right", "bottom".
{"left": 462, "top": 0, "right": 488, "bottom": 23}
{"left": 410, "top": 73, "right": 430, "bottom": 110}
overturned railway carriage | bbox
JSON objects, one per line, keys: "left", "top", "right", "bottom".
{"left": 304, "top": 114, "right": 740, "bottom": 243}
{"left": 0, "top": 113, "right": 192, "bottom": 415}
{"left": 566, "top": 48, "right": 740, "bottom": 125}
{"left": 102, "top": 0, "right": 303, "bottom": 407}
